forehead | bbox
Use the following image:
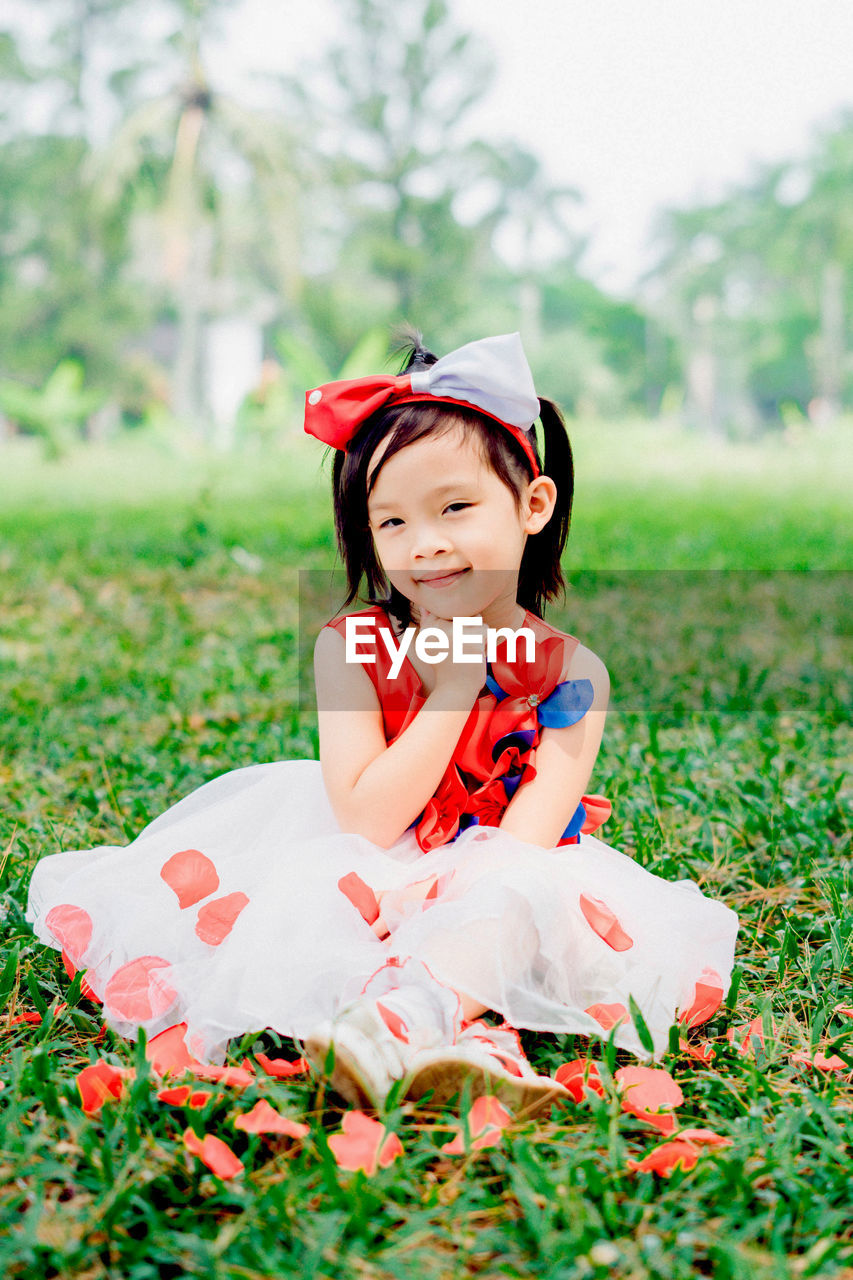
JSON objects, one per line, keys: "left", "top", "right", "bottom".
{"left": 366, "top": 424, "right": 485, "bottom": 497}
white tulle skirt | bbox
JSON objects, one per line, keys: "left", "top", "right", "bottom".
{"left": 26, "top": 759, "right": 739, "bottom": 1064}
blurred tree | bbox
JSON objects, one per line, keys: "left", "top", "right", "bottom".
{"left": 87, "top": 0, "right": 306, "bottom": 437}
{"left": 298, "top": 0, "right": 515, "bottom": 357}
{"left": 648, "top": 111, "right": 853, "bottom": 429}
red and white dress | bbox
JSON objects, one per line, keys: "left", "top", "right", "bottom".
{"left": 26, "top": 605, "right": 739, "bottom": 1064}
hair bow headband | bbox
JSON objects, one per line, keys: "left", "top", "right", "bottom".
{"left": 303, "top": 332, "right": 541, "bottom": 476}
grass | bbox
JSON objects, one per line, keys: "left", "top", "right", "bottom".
{"left": 0, "top": 425, "right": 851, "bottom": 1279}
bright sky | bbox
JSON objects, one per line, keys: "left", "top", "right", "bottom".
{"left": 210, "top": 0, "right": 853, "bottom": 295}
{"left": 6, "top": 0, "right": 852, "bottom": 296}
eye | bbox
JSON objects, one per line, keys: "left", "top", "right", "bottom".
{"left": 444, "top": 502, "right": 471, "bottom": 514}
{"left": 377, "top": 517, "right": 403, "bottom": 529}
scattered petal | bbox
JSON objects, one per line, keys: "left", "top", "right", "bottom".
{"left": 7, "top": 1011, "right": 43, "bottom": 1027}
{"left": 195, "top": 892, "right": 250, "bottom": 946}
{"left": 677, "top": 1127, "right": 732, "bottom": 1147}
{"left": 441, "top": 1095, "right": 513, "bottom": 1155}
{"left": 157, "top": 1086, "right": 211, "bottom": 1109}
{"left": 337, "top": 872, "right": 380, "bottom": 925}
{"left": 61, "top": 951, "right": 100, "bottom": 1003}
{"left": 586, "top": 1002, "right": 629, "bottom": 1030}
{"left": 187, "top": 1062, "right": 255, "bottom": 1088}
{"left": 834, "top": 1005, "right": 853, "bottom": 1019}
{"left": 579, "top": 895, "right": 634, "bottom": 951}
{"left": 233, "top": 1099, "right": 310, "bottom": 1139}
{"left": 104, "top": 956, "right": 176, "bottom": 1022}
{"left": 254, "top": 1052, "right": 309, "bottom": 1079}
{"left": 626, "top": 1126, "right": 732, "bottom": 1177}
{"left": 182, "top": 1128, "right": 244, "bottom": 1179}
{"left": 678, "top": 1038, "right": 716, "bottom": 1063}
{"left": 45, "top": 905, "right": 93, "bottom": 966}
{"left": 76, "top": 1061, "right": 135, "bottom": 1115}
{"left": 146, "top": 1022, "right": 202, "bottom": 1078}
{"left": 328, "top": 1110, "right": 402, "bottom": 1175}
{"left": 627, "top": 1140, "right": 699, "bottom": 1176}
{"left": 554, "top": 1058, "right": 605, "bottom": 1102}
{"left": 678, "top": 968, "right": 724, "bottom": 1030}
{"left": 791, "top": 1050, "right": 850, "bottom": 1074}
{"left": 160, "top": 850, "right": 219, "bottom": 909}
{"left": 726, "top": 1015, "right": 767, "bottom": 1057}
{"left": 615, "top": 1066, "right": 683, "bottom": 1135}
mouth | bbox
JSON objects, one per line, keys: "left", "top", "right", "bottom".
{"left": 414, "top": 568, "right": 470, "bottom": 588}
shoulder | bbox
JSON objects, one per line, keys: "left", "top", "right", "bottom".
{"left": 314, "top": 616, "right": 382, "bottom": 710}
{"left": 321, "top": 604, "right": 386, "bottom": 637}
{"left": 523, "top": 611, "right": 609, "bottom": 700}
{"left": 565, "top": 642, "right": 609, "bottom": 698}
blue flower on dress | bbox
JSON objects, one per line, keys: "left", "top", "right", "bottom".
{"left": 486, "top": 669, "right": 595, "bottom": 729}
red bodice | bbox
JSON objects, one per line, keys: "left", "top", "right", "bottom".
{"left": 323, "top": 605, "right": 610, "bottom": 853}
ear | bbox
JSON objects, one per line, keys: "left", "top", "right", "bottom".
{"left": 522, "top": 475, "right": 558, "bottom": 534}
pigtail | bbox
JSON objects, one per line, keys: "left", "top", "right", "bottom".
{"left": 516, "top": 397, "right": 573, "bottom": 618}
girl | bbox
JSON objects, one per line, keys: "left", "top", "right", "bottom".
{"left": 26, "top": 332, "right": 739, "bottom": 1118}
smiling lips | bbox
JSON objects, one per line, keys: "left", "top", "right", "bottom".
{"left": 415, "top": 568, "right": 470, "bottom": 587}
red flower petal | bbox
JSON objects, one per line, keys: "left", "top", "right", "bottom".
{"left": 233, "top": 1099, "right": 310, "bottom": 1139}
{"left": 157, "top": 1086, "right": 211, "bottom": 1109}
{"left": 585, "top": 1002, "right": 629, "bottom": 1030}
{"left": 103, "top": 956, "right": 176, "bottom": 1022}
{"left": 678, "top": 968, "right": 724, "bottom": 1030}
{"left": 45, "top": 904, "right": 93, "bottom": 966}
{"left": 725, "top": 1015, "right": 767, "bottom": 1057}
{"left": 188, "top": 1063, "right": 254, "bottom": 1088}
{"left": 76, "top": 1061, "right": 135, "bottom": 1115}
{"left": 627, "top": 1140, "right": 699, "bottom": 1176}
{"left": 7, "top": 1011, "right": 43, "bottom": 1027}
{"left": 615, "top": 1066, "right": 683, "bottom": 1135}
{"left": 677, "top": 1127, "right": 732, "bottom": 1148}
{"left": 337, "top": 872, "right": 380, "bottom": 925}
{"left": 61, "top": 951, "right": 101, "bottom": 1003}
{"left": 579, "top": 795, "right": 612, "bottom": 834}
{"left": 579, "top": 894, "right": 634, "bottom": 951}
{"left": 254, "top": 1052, "right": 309, "bottom": 1079}
{"left": 441, "top": 1094, "right": 513, "bottom": 1155}
{"left": 328, "top": 1110, "right": 402, "bottom": 1175}
{"left": 160, "top": 849, "right": 219, "bottom": 909}
{"left": 194, "top": 892, "right": 250, "bottom": 946}
{"left": 678, "top": 1038, "right": 716, "bottom": 1063}
{"left": 182, "top": 1128, "right": 244, "bottom": 1179}
{"left": 626, "top": 1126, "right": 732, "bottom": 1177}
{"left": 554, "top": 1058, "right": 605, "bottom": 1102}
{"left": 146, "top": 1022, "right": 202, "bottom": 1078}
{"left": 791, "top": 1050, "right": 849, "bottom": 1074}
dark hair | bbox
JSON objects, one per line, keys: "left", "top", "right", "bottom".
{"left": 329, "top": 332, "right": 573, "bottom": 625}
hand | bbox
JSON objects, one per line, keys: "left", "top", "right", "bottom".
{"left": 417, "top": 607, "right": 488, "bottom": 697}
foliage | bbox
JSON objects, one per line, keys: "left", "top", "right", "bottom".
{"left": 0, "top": 436, "right": 850, "bottom": 1277}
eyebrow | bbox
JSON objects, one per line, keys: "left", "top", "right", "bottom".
{"left": 368, "top": 481, "right": 477, "bottom": 515}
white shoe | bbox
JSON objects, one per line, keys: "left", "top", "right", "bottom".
{"left": 304, "top": 997, "right": 411, "bottom": 1109}
{"left": 403, "top": 1023, "right": 568, "bottom": 1119}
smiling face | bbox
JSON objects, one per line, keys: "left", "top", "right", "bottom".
{"left": 366, "top": 422, "right": 555, "bottom": 629}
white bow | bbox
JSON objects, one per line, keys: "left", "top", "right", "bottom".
{"left": 409, "top": 333, "right": 539, "bottom": 429}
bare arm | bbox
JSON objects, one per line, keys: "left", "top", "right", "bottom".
{"left": 314, "top": 620, "right": 485, "bottom": 849}
{"left": 497, "top": 643, "right": 610, "bottom": 849}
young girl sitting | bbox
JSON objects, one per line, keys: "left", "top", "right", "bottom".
{"left": 26, "top": 332, "right": 739, "bottom": 1117}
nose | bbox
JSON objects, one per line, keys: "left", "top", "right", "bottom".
{"left": 409, "top": 518, "right": 452, "bottom": 561}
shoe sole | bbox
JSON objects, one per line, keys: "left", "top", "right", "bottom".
{"left": 403, "top": 1054, "right": 566, "bottom": 1120}
{"left": 303, "top": 1030, "right": 378, "bottom": 1110}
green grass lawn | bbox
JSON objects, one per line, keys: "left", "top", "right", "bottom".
{"left": 0, "top": 426, "right": 851, "bottom": 1279}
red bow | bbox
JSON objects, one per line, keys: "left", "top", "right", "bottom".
{"left": 304, "top": 375, "right": 540, "bottom": 475}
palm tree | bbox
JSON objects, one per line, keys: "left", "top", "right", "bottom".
{"left": 89, "top": 0, "right": 306, "bottom": 437}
